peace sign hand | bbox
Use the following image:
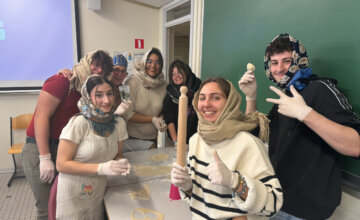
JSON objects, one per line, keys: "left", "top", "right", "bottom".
{"left": 266, "top": 85, "right": 312, "bottom": 121}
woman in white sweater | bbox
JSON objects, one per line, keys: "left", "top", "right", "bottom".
{"left": 53, "top": 75, "right": 131, "bottom": 219}
{"left": 123, "top": 48, "right": 167, "bottom": 145}
{"left": 171, "top": 77, "right": 283, "bottom": 220}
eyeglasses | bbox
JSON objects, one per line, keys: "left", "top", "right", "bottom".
{"left": 113, "top": 68, "right": 127, "bottom": 74}
{"left": 146, "top": 59, "right": 161, "bottom": 66}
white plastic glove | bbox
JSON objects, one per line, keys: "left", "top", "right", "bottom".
{"left": 171, "top": 162, "right": 193, "bottom": 191}
{"left": 115, "top": 100, "right": 132, "bottom": 115}
{"left": 205, "top": 151, "right": 238, "bottom": 188}
{"left": 238, "top": 70, "right": 257, "bottom": 101}
{"left": 266, "top": 85, "right": 312, "bottom": 121}
{"left": 97, "top": 159, "right": 131, "bottom": 176}
{"left": 152, "top": 117, "right": 167, "bottom": 132}
{"left": 39, "top": 154, "right": 55, "bottom": 184}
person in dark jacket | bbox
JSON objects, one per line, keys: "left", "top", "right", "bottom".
{"left": 239, "top": 33, "right": 360, "bottom": 220}
{"left": 163, "top": 60, "right": 201, "bottom": 145}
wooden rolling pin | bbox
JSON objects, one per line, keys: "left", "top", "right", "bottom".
{"left": 176, "top": 86, "right": 188, "bottom": 167}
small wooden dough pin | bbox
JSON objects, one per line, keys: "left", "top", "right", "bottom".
{"left": 247, "top": 63, "right": 255, "bottom": 71}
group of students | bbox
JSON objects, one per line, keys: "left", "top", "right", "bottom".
{"left": 21, "top": 47, "right": 202, "bottom": 219}
{"left": 21, "top": 33, "right": 360, "bottom": 220}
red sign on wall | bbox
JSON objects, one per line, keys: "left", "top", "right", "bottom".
{"left": 135, "top": 39, "right": 144, "bottom": 49}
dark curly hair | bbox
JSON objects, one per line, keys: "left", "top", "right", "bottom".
{"left": 265, "top": 37, "right": 293, "bottom": 57}
{"left": 91, "top": 50, "right": 113, "bottom": 77}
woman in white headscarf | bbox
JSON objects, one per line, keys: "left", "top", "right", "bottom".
{"left": 122, "top": 48, "right": 167, "bottom": 146}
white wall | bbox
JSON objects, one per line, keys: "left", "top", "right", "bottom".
{"left": 0, "top": 0, "right": 161, "bottom": 171}
{"left": 78, "top": 0, "right": 161, "bottom": 57}
{"left": 0, "top": 93, "right": 38, "bottom": 172}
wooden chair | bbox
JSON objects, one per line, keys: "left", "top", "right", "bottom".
{"left": 8, "top": 113, "right": 33, "bottom": 187}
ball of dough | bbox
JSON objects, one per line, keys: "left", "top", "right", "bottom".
{"left": 247, "top": 63, "right": 255, "bottom": 71}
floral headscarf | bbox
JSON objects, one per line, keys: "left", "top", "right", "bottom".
{"left": 264, "top": 33, "right": 312, "bottom": 90}
{"left": 77, "top": 75, "right": 117, "bottom": 136}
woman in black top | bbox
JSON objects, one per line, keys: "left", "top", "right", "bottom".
{"left": 163, "top": 60, "right": 201, "bottom": 145}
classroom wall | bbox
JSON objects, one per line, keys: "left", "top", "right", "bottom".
{"left": 78, "top": 0, "right": 161, "bottom": 57}
{"left": 0, "top": 0, "right": 161, "bottom": 172}
{"left": 201, "top": 0, "right": 360, "bottom": 113}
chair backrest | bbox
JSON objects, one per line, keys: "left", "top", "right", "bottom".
{"left": 11, "top": 113, "right": 33, "bottom": 130}
{"left": 10, "top": 113, "right": 33, "bottom": 147}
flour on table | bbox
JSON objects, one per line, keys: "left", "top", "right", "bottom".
{"left": 148, "top": 153, "right": 169, "bottom": 162}
{"left": 133, "top": 165, "right": 171, "bottom": 177}
{"left": 127, "top": 184, "right": 151, "bottom": 200}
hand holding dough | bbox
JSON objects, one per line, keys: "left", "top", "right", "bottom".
{"left": 238, "top": 63, "right": 257, "bottom": 101}
{"left": 247, "top": 62, "right": 256, "bottom": 71}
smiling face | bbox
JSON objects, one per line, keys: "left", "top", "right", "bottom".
{"left": 269, "top": 50, "right": 292, "bottom": 82}
{"left": 145, "top": 53, "right": 161, "bottom": 78}
{"left": 197, "top": 82, "right": 227, "bottom": 123}
{"left": 171, "top": 67, "right": 184, "bottom": 85}
{"left": 90, "top": 60, "right": 104, "bottom": 76}
{"left": 111, "top": 65, "right": 127, "bottom": 86}
{"left": 90, "top": 83, "right": 114, "bottom": 113}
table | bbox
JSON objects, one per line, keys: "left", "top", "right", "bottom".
{"left": 104, "top": 147, "right": 192, "bottom": 220}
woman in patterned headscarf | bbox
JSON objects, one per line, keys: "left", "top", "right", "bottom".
{"left": 239, "top": 33, "right": 360, "bottom": 220}
{"left": 22, "top": 50, "right": 113, "bottom": 220}
{"left": 54, "top": 75, "right": 130, "bottom": 219}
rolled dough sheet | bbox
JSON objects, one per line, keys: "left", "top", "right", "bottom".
{"left": 133, "top": 165, "right": 171, "bottom": 177}
{"left": 128, "top": 184, "right": 151, "bottom": 200}
{"left": 131, "top": 208, "right": 164, "bottom": 220}
{"left": 148, "top": 153, "right": 170, "bottom": 162}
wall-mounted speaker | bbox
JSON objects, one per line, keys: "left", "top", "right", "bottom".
{"left": 88, "top": 0, "right": 101, "bottom": 11}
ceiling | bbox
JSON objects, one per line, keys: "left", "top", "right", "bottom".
{"left": 133, "top": 0, "right": 174, "bottom": 8}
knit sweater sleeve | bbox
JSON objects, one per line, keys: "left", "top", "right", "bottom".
{"left": 185, "top": 132, "right": 282, "bottom": 219}
{"left": 230, "top": 134, "right": 283, "bottom": 217}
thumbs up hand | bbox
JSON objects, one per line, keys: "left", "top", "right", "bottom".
{"left": 205, "top": 151, "right": 238, "bottom": 188}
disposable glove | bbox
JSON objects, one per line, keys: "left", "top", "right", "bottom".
{"left": 115, "top": 100, "right": 132, "bottom": 115}
{"left": 266, "top": 85, "right": 312, "bottom": 121}
{"left": 171, "top": 162, "right": 193, "bottom": 191}
{"left": 152, "top": 117, "right": 167, "bottom": 131}
{"left": 238, "top": 70, "right": 257, "bottom": 101}
{"left": 205, "top": 151, "right": 238, "bottom": 188}
{"left": 39, "top": 154, "right": 55, "bottom": 184}
{"left": 97, "top": 159, "right": 131, "bottom": 176}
